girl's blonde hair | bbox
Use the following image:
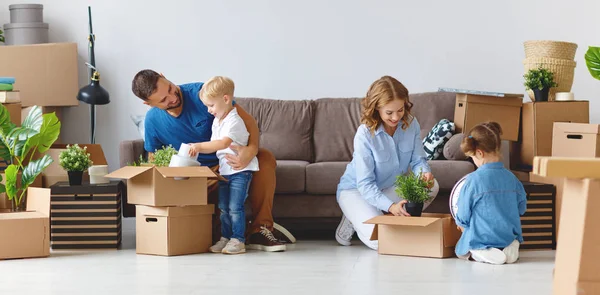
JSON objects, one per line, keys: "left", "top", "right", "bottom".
{"left": 361, "top": 76, "right": 413, "bottom": 134}
{"left": 460, "top": 122, "right": 503, "bottom": 156}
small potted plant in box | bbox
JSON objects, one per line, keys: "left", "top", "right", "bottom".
{"left": 0, "top": 106, "right": 61, "bottom": 211}
{"left": 524, "top": 66, "right": 558, "bottom": 102}
{"left": 394, "top": 171, "right": 433, "bottom": 217}
{"left": 59, "top": 144, "right": 93, "bottom": 186}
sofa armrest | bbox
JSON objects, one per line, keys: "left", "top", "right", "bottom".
{"left": 119, "top": 139, "right": 146, "bottom": 168}
{"left": 443, "top": 133, "right": 467, "bottom": 161}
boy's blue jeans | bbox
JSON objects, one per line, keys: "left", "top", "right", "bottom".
{"left": 218, "top": 171, "right": 253, "bottom": 242}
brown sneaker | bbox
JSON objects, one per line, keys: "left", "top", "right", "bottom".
{"left": 273, "top": 222, "right": 297, "bottom": 244}
{"left": 247, "top": 226, "right": 287, "bottom": 252}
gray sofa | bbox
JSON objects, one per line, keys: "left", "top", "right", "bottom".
{"left": 119, "top": 92, "right": 475, "bottom": 233}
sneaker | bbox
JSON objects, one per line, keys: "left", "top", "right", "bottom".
{"left": 273, "top": 222, "right": 297, "bottom": 244}
{"left": 209, "top": 237, "right": 229, "bottom": 253}
{"left": 222, "top": 238, "right": 246, "bottom": 255}
{"left": 335, "top": 215, "right": 354, "bottom": 246}
{"left": 247, "top": 226, "right": 287, "bottom": 252}
{"left": 470, "top": 248, "right": 507, "bottom": 265}
{"left": 503, "top": 240, "right": 520, "bottom": 264}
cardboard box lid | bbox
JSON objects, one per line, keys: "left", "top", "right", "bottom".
{"left": 105, "top": 166, "right": 219, "bottom": 180}
{"left": 533, "top": 156, "right": 600, "bottom": 179}
{"left": 554, "top": 122, "right": 600, "bottom": 135}
{"left": 43, "top": 144, "right": 107, "bottom": 176}
{"left": 365, "top": 215, "right": 443, "bottom": 241}
{"left": 136, "top": 204, "right": 215, "bottom": 217}
{"left": 457, "top": 94, "right": 523, "bottom": 107}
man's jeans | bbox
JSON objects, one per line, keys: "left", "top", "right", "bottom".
{"left": 219, "top": 171, "right": 253, "bottom": 242}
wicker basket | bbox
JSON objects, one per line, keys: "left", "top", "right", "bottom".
{"left": 523, "top": 57, "right": 576, "bottom": 102}
{"left": 524, "top": 40, "right": 578, "bottom": 60}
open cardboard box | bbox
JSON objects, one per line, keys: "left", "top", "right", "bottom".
{"left": 106, "top": 166, "right": 224, "bottom": 207}
{"left": 0, "top": 187, "right": 51, "bottom": 260}
{"left": 0, "top": 173, "right": 43, "bottom": 210}
{"left": 136, "top": 204, "right": 214, "bottom": 256}
{"left": 365, "top": 213, "right": 462, "bottom": 258}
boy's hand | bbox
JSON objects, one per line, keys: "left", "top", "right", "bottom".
{"left": 188, "top": 143, "right": 200, "bottom": 157}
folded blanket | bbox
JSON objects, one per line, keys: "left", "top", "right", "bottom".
{"left": 0, "top": 77, "right": 16, "bottom": 84}
{"left": 0, "top": 84, "right": 14, "bottom": 91}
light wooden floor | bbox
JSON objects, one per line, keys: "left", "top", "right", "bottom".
{"left": 0, "top": 219, "right": 555, "bottom": 295}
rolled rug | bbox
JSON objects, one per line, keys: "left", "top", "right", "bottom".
{"left": 0, "top": 84, "right": 13, "bottom": 91}
{"left": 0, "top": 77, "right": 16, "bottom": 84}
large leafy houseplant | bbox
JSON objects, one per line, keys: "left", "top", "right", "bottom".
{"left": 0, "top": 106, "right": 61, "bottom": 211}
{"left": 394, "top": 171, "right": 432, "bottom": 217}
{"left": 585, "top": 46, "right": 600, "bottom": 81}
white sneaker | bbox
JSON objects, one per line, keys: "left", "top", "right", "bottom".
{"left": 503, "top": 240, "right": 520, "bottom": 264}
{"left": 222, "top": 238, "right": 246, "bottom": 255}
{"left": 470, "top": 248, "right": 507, "bottom": 265}
{"left": 335, "top": 215, "right": 355, "bottom": 246}
{"left": 209, "top": 237, "right": 230, "bottom": 253}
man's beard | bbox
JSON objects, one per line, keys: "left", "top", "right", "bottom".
{"left": 166, "top": 90, "right": 182, "bottom": 110}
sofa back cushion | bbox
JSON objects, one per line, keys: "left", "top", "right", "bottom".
{"left": 235, "top": 97, "right": 314, "bottom": 162}
{"left": 313, "top": 98, "right": 362, "bottom": 162}
{"left": 409, "top": 92, "right": 457, "bottom": 140}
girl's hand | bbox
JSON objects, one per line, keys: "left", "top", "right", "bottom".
{"left": 388, "top": 200, "right": 411, "bottom": 216}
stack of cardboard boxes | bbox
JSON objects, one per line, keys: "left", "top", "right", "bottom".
{"left": 106, "top": 166, "right": 220, "bottom": 256}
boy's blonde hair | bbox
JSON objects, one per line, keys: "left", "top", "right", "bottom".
{"left": 200, "top": 76, "right": 235, "bottom": 100}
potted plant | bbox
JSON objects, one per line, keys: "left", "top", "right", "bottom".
{"left": 59, "top": 144, "right": 93, "bottom": 186}
{"left": 150, "top": 145, "right": 177, "bottom": 167}
{"left": 524, "top": 66, "right": 558, "bottom": 102}
{"left": 394, "top": 171, "right": 432, "bottom": 217}
{"left": 0, "top": 105, "right": 61, "bottom": 211}
{"left": 585, "top": 46, "right": 600, "bottom": 81}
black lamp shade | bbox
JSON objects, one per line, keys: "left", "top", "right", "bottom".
{"left": 77, "top": 72, "right": 110, "bottom": 105}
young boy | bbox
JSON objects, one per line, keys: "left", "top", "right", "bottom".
{"left": 188, "top": 76, "right": 259, "bottom": 254}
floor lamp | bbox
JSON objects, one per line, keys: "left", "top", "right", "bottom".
{"left": 77, "top": 6, "right": 110, "bottom": 144}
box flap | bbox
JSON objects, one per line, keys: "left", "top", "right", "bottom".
{"left": 364, "top": 215, "right": 441, "bottom": 227}
{"left": 137, "top": 204, "right": 214, "bottom": 217}
{"left": 457, "top": 94, "right": 523, "bottom": 107}
{"left": 0, "top": 211, "right": 46, "bottom": 220}
{"left": 533, "top": 156, "right": 600, "bottom": 179}
{"left": 26, "top": 187, "right": 51, "bottom": 217}
{"left": 155, "top": 166, "right": 218, "bottom": 178}
{"left": 105, "top": 166, "right": 154, "bottom": 180}
{"left": 554, "top": 122, "right": 600, "bottom": 135}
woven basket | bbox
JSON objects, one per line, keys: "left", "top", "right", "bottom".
{"left": 524, "top": 40, "right": 578, "bottom": 60}
{"left": 523, "top": 57, "right": 576, "bottom": 102}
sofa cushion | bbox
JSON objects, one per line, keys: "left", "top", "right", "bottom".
{"left": 423, "top": 119, "right": 455, "bottom": 160}
{"left": 275, "top": 160, "right": 309, "bottom": 194}
{"left": 313, "top": 98, "right": 362, "bottom": 162}
{"left": 235, "top": 98, "right": 314, "bottom": 162}
{"left": 429, "top": 160, "right": 475, "bottom": 190}
{"left": 272, "top": 194, "right": 342, "bottom": 218}
{"left": 306, "top": 162, "right": 349, "bottom": 195}
{"left": 409, "top": 92, "right": 457, "bottom": 140}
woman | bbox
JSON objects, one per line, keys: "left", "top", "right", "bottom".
{"left": 335, "top": 76, "right": 439, "bottom": 250}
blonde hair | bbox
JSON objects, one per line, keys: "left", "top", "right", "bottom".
{"left": 361, "top": 76, "right": 413, "bottom": 134}
{"left": 460, "top": 122, "right": 503, "bottom": 156}
{"left": 200, "top": 76, "right": 235, "bottom": 100}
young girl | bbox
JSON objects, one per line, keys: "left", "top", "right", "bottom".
{"left": 454, "top": 122, "right": 527, "bottom": 264}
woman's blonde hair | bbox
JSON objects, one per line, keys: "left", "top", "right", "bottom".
{"left": 361, "top": 76, "right": 413, "bottom": 134}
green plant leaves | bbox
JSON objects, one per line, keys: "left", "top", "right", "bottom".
{"left": 394, "top": 172, "right": 432, "bottom": 204}
{"left": 5, "top": 164, "right": 18, "bottom": 200}
{"left": 22, "top": 155, "right": 53, "bottom": 189}
{"left": 22, "top": 112, "right": 61, "bottom": 157}
{"left": 524, "top": 67, "right": 557, "bottom": 90}
{"left": 0, "top": 174, "right": 5, "bottom": 194}
{"left": 585, "top": 46, "right": 600, "bottom": 81}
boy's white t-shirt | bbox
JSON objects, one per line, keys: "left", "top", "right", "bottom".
{"left": 211, "top": 108, "right": 259, "bottom": 176}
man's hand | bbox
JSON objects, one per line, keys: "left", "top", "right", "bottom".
{"left": 225, "top": 144, "right": 256, "bottom": 170}
{"left": 388, "top": 200, "right": 411, "bottom": 216}
{"left": 422, "top": 172, "right": 434, "bottom": 188}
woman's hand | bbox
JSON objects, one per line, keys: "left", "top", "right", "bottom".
{"left": 422, "top": 172, "right": 434, "bottom": 188}
{"left": 388, "top": 200, "right": 411, "bottom": 216}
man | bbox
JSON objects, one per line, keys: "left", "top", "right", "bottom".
{"left": 131, "top": 69, "right": 295, "bottom": 251}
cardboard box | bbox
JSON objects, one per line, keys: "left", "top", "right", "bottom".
{"left": 512, "top": 170, "right": 530, "bottom": 182}
{"left": 41, "top": 144, "right": 107, "bottom": 187}
{"left": 521, "top": 182, "right": 556, "bottom": 250}
{"left": 106, "top": 166, "right": 220, "bottom": 206}
{"left": 0, "top": 43, "right": 79, "bottom": 107}
{"left": 3, "top": 103, "right": 21, "bottom": 126}
{"left": 529, "top": 173, "right": 565, "bottom": 239}
{"left": 365, "top": 213, "right": 461, "bottom": 258}
{"left": 0, "top": 187, "right": 51, "bottom": 260}
{"left": 552, "top": 123, "right": 600, "bottom": 158}
{"left": 136, "top": 204, "right": 214, "bottom": 256}
{"left": 453, "top": 94, "right": 523, "bottom": 141}
{"left": 533, "top": 156, "right": 600, "bottom": 179}
{"left": 511, "top": 101, "right": 589, "bottom": 171}
{"left": 553, "top": 178, "right": 600, "bottom": 295}
{"left": 0, "top": 173, "right": 43, "bottom": 210}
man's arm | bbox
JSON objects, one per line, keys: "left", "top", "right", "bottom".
{"left": 234, "top": 104, "right": 259, "bottom": 154}
{"left": 190, "top": 138, "right": 233, "bottom": 155}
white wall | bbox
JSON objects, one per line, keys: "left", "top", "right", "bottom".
{"left": 1, "top": 0, "right": 599, "bottom": 171}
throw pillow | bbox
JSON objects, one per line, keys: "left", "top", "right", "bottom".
{"left": 443, "top": 133, "right": 468, "bottom": 161}
{"left": 422, "top": 119, "right": 455, "bottom": 160}
{"left": 131, "top": 115, "right": 145, "bottom": 139}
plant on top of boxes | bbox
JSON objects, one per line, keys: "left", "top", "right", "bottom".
{"left": 585, "top": 46, "right": 600, "bottom": 81}
{"left": 394, "top": 171, "right": 432, "bottom": 217}
{"left": 0, "top": 27, "right": 4, "bottom": 43}
{"left": 0, "top": 105, "right": 61, "bottom": 211}
{"left": 524, "top": 66, "right": 558, "bottom": 102}
{"left": 59, "top": 144, "right": 93, "bottom": 186}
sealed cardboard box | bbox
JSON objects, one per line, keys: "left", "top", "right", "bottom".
{"left": 0, "top": 43, "right": 78, "bottom": 107}
{"left": 106, "top": 166, "right": 220, "bottom": 206}
{"left": 365, "top": 213, "right": 461, "bottom": 258}
{"left": 520, "top": 182, "right": 556, "bottom": 250}
{"left": 0, "top": 187, "right": 51, "bottom": 260}
{"left": 553, "top": 178, "right": 600, "bottom": 295}
{"left": 453, "top": 94, "right": 523, "bottom": 141}
{"left": 136, "top": 204, "right": 214, "bottom": 256}
{"left": 41, "top": 144, "right": 107, "bottom": 187}
{"left": 511, "top": 101, "right": 589, "bottom": 171}
{"left": 552, "top": 122, "right": 600, "bottom": 158}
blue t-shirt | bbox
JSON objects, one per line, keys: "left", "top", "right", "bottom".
{"left": 144, "top": 82, "right": 219, "bottom": 167}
